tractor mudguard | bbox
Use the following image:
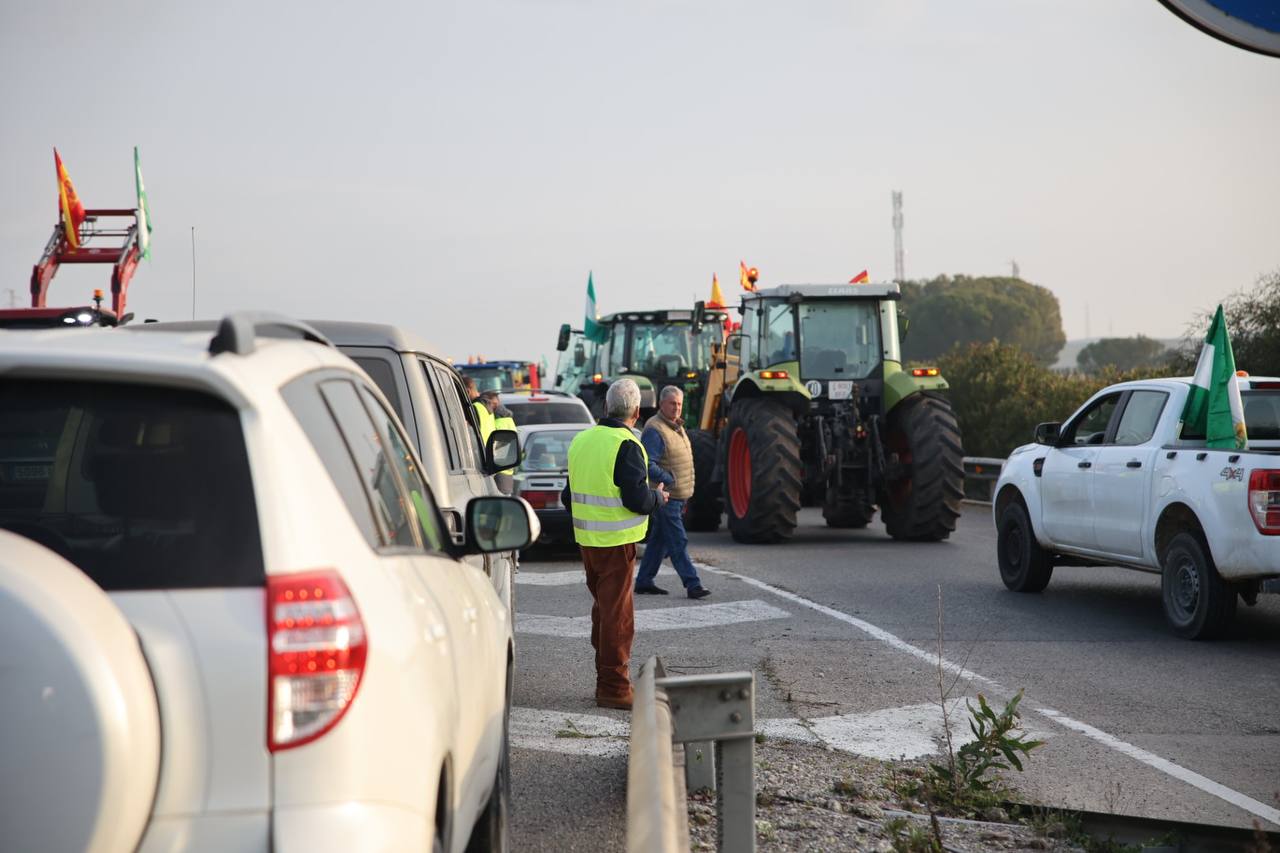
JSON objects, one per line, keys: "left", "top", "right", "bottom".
{"left": 883, "top": 360, "right": 949, "bottom": 412}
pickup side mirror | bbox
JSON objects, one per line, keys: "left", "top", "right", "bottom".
{"left": 484, "top": 429, "right": 520, "bottom": 474}
{"left": 1034, "top": 422, "right": 1061, "bottom": 446}
{"left": 556, "top": 323, "right": 572, "bottom": 352}
{"left": 463, "top": 495, "right": 539, "bottom": 554}
{"left": 692, "top": 300, "right": 706, "bottom": 334}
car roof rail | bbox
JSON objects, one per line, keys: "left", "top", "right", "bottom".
{"left": 209, "top": 312, "right": 333, "bottom": 356}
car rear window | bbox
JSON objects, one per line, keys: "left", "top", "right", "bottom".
{"left": 0, "top": 379, "right": 263, "bottom": 590}
{"left": 520, "top": 429, "right": 583, "bottom": 472}
{"left": 506, "top": 401, "right": 592, "bottom": 426}
{"left": 1244, "top": 390, "right": 1280, "bottom": 440}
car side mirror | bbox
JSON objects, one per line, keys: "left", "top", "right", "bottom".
{"left": 1034, "top": 422, "right": 1061, "bottom": 446}
{"left": 464, "top": 496, "right": 538, "bottom": 554}
{"left": 556, "top": 324, "right": 571, "bottom": 352}
{"left": 485, "top": 429, "right": 520, "bottom": 474}
{"left": 692, "top": 300, "right": 706, "bottom": 334}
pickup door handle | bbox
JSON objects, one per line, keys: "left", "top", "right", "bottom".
{"left": 1077, "top": 461, "right": 1092, "bottom": 469}
{"left": 1126, "top": 461, "right": 1142, "bottom": 469}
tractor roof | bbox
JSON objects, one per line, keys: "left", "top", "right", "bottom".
{"left": 748, "top": 283, "right": 901, "bottom": 301}
{"left": 599, "top": 308, "right": 729, "bottom": 324}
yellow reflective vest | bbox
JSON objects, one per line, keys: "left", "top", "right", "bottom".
{"left": 567, "top": 425, "right": 650, "bottom": 547}
{"left": 473, "top": 400, "right": 495, "bottom": 447}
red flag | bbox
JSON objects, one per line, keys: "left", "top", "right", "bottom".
{"left": 54, "top": 148, "right": 86, "bottom": 249}
{"left": 849, "top": 269, "right": 869, "bottom": 284}
{"left": 739, "top": 260, "right": 759, "bottom": 292}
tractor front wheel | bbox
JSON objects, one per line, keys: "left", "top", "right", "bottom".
{"left": 685, "top": 428, "right": 723, "bottom": 532}
{"left": 880, "top": 392, "right": 964, "bottom": 542}
{"left": 723, "top": 398, "right": 802, "bottom": 544}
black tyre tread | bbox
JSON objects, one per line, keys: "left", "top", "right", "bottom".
{"left": 724, "top": 398, "right": 802, "bottom": 544}
{"left": 881, "top": 392, "right": 964, "bottom": 542}
{"left": 822, "top": 499, "right": 875, "bottom": 528}
{"left": 1162, "top": 532, "right": 1236, "bottom": 640}
{"left": 997, "top": 499, "right": 1052, "bottom": 592}
{"left": 685, "top": 428, "right": 723, "bottom": 532}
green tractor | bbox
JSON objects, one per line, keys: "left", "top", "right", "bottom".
{"left": 554, "top": 308, "right": 729, "bottom": 531}
{"left": 700, "top": 282, "right": 964, "bottom": 543}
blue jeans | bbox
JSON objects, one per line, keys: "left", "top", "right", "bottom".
{"left": 636, "top": 499, "right": 702, "bottom": 590}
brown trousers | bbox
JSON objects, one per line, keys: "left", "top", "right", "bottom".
{"left": 580, "top": 542, "right": 637, "bottom": 699}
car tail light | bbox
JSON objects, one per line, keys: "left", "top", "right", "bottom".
{"left": 267, "top": 570, "right": 367, "bottom": 751}
{"left": 1247, "top": 469, "right": 1280, "bottom": 536}
{"left": 521, "top": 489, "right": 561, "bottom": 509}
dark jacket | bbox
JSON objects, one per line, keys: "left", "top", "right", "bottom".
{"left": 561, "top": 418, "right": 661, "bottom": 516}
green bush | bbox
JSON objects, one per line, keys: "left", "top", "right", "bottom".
{"left": 938, "top": 341, "right": 1177, "bottom": 458}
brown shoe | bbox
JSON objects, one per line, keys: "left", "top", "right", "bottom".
{"left": 595, "top": 694, "right": 634, "bottom": 711}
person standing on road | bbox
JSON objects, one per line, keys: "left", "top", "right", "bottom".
{"left": 562, "top": 379, "right": 668, "bottom": 710}
{"left": 635, "top": 386, "right": 711, "bottom": 600}
{"left": 469, "top": 381, "right": 498, "bottom": 448}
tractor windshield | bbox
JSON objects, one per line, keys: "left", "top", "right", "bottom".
{"left": 797, "top": 301, "right": 881, "bottom": 380}
{"left": 627, "top": 322, "right": 718, "bottom": 378}
{"left": 459, "top": 366, "right": 516, "bottom": 392}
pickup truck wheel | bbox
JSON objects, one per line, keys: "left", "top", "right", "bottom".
{"left": 997, "top": 501, "right": 1052, "bottom": 592}
{"left": 1161, "top": 532, "right": 1236, "bottom": 640}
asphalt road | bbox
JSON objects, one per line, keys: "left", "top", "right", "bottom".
{"left": 510, "top": 504, "right": 1280, "bottom": 850}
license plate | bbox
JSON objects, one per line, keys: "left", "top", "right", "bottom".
{"left": 828, "top": 381, "right": 854, "bottom": 400}
{"left": 12, "top": 464, "right": 52, "bottom": 481}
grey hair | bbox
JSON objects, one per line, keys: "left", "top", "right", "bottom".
{"left": 605, "top": 378, "right": 642, "bottom": 419}
{"left": 659, "top": 385, "right": 684, "bottom": 403}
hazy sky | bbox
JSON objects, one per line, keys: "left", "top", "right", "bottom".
{"left": 2, "top": 1, "right": 1277, "bottom": 364}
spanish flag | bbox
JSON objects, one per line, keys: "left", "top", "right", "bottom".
{"left": 709, "top": 273, "right": 725, "bottom": 308}
{"left": 849, "top": 269, "right": 869, "bottom": 284}
{"left": 54, "top": 148, "right": 86, "bottom": 249}
{"left": 739, "top": 260, "right": 759, "bottom": 292}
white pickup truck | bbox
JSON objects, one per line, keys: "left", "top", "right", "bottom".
{"left": 993, "top": 376, "right": 1280, "bottom": 639}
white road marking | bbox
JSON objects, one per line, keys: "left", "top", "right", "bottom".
{"left": 512, "top": 707, "right": 630, "bottom": 757}
{"left": 515, "top": 570, "right": 584, "bottom": 586}
{"left": 692, "top": 562, "right": 1280, "bottom": 828}
{"left": 515, "top": 702, "right": 1050, "bottom": 762}
{"left": 517, "top": 598, "right": 789, "bottom": 637}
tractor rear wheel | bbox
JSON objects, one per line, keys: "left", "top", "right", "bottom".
{"left": 880, "top": 392, "right": 964, "bottom": 542}
{"left": 685, "top": 428, "right": 722, "bottom": 532}
{"left": 723, "top": 398, "right": 802, "bottom": 544}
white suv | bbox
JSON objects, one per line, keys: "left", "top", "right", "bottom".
{"left": 0, "top": 314, "right": 534, "bottom": 853}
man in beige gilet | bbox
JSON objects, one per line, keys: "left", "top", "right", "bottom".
{"left": 634, "top": 386, "right": 711, "bottom": 599}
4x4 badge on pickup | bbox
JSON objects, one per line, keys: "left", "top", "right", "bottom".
{"left": 1220, "top": 466, "right": 1244, "bottom": 482}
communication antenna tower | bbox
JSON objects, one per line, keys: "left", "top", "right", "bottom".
{"left": 892, "top": 191, "right": 904, "bottom": 282}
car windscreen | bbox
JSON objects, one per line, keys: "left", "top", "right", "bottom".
{"left": 1244, "top": 390, "right": 1280, "bottom": 440}
{"left": 0, "top": 379, "right": 264, "bottom": 590}
{"left": 506, "top": 401, "right": 593, "bottom": 426}
{"left": 520, "top": 429, "right": 584, "bottom": 472}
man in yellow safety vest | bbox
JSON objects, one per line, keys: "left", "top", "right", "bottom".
{"left": 562, "top": 378, "right": 668, "bottom": 710}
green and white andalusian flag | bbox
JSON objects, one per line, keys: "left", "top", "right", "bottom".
{"left": 134, "top": 146, "right": 153, "bottom": 260}
{"left": 1179, "top": 305, "right": 1248, "bottom": 449}
{"left": 584, "top": 272, "right": 608, "bottom": 344}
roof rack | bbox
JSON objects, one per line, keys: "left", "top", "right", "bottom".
{"left": 209, "top": 313, "right": 333, "bottom": 356}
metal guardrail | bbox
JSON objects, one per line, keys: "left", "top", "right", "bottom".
{"left": 628, "top": 657, "right": 756, "bottom": 853}
{"left": 963, "top": 456, "right": 1005, "bottom": 502}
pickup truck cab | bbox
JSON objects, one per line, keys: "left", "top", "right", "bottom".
{"left": 994, "top": 376, "right": 1280, "bottom": 639}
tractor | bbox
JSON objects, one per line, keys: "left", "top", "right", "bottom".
{"left": 553, "top": 307, "right": 729, "bottom": 531}
{"left": 693, "top": 282, "right": 964, "bottom": 543}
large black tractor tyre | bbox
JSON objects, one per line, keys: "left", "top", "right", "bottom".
{"left": 723, "top": 398, "right": 802, "bottom": 544}
{"left": 823, "top": 497, "right": 876, "bottom": 529}
{"left": 685, "top": 428, "right": 723, "bottom": 532}
{"left": 880, "top": 392, "right": 964, "bottom": 542}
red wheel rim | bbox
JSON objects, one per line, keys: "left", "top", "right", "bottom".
{"left": 728, "top": 428, "right": 752, "bottom": 519}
